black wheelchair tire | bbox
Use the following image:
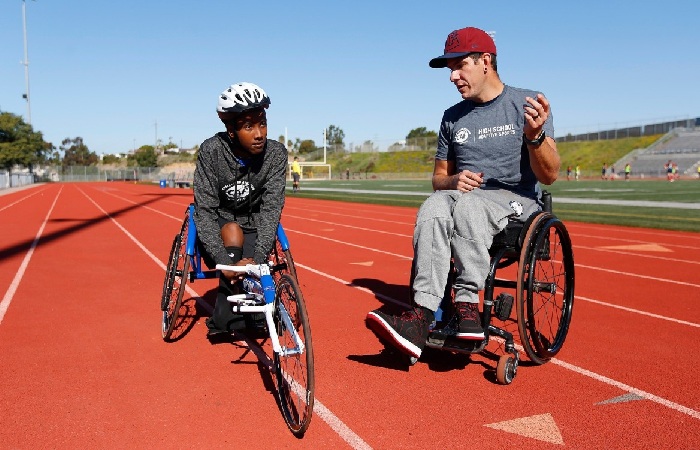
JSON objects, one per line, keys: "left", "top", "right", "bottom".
{"left": 272, "top": 274, "right": 314, "bottom": 437}
{"left": 517, "top": 214, "right": 575, "bottom": 365}
{"left": 161, "top": 208, "right": 190, "bottom": 341}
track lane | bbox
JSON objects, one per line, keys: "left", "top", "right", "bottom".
{"left": 1, "top": 184, "right": 698, "bottom": 449}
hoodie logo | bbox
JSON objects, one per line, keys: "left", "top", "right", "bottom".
{"left": 224, "top": 181, "right": 254, "bottom": 201}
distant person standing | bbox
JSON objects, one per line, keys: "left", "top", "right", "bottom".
{"left": 624, "top": 162, "right": 631, "bottom": 181}
{"left": 610, "top": 165, "right": 615, "bottom": 180}
{"left": 566, "top": 165, "right": 572, "bottom": 181}
{"left": 575, "top": 165, "right": 580, "bottom": 181}
{"left": 291, "top": 156, "right": 302, "bottom": 192}
{"left": 346, "top": 168, "right": 350, "bottom": 180}
{"left": 602, "top": 163, "right": 607, "bottom": 180}
{"left": 697, "top": 165, "right": 700, "bottom": 180}
{"left": 665, "top": 160, "right": 674, "bottom": 182}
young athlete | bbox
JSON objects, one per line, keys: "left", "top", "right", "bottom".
{"left": 193, "top": 82, "right": 288, "bottom": 338}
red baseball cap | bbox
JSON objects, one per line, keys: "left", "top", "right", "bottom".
{"left": 429, "top": 27, "right": 497, "bottom": 68}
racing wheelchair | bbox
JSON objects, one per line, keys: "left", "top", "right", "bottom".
{"left": 160, "top": 203, "right": 314, "bottom": 436}
{"left": 411, "top": 191, "right": 575, "bottom": 385}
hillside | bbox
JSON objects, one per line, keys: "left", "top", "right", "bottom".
{"left": 321, "top": 134, "right": 663, "bottom": 177}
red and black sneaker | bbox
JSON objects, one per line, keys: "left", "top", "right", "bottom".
{"left": 365, "top": 307, "right": 433, "bottom": 359}
{"left": 454, "top": 302, "right": 485, "bottom": 340}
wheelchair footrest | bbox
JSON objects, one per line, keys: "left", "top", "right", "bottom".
{"left": 426, "top": 327, "right": 487, "bottom": 354}
{"left": 226, "top": 293, "right": 263, "bottom": 306}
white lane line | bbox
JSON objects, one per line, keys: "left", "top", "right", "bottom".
{"left": 0, "top": 187, "right": 62, "bottom": 324}
{"left": 294, "top": 260, "right": 700, "bottom": 421}
{"left": 284, "top": 214, "right": 412, "bottom": 238}
{"left": 577, "top": 295, "right": 700, "bottom": 328}
{"left": 575, "top": 244, "right": 700, "bottom": 265}
{"left": 79, "top": 189, "right": 372, "bottom": 450}
{"left": 96, "top": 187, "right": 184, "bottom": 222}
{"left": 575, "top": 262, "right": 700, "bottom": 288}
{"left": 551, "top": 359, "right": 700, "bottom": 420}
{"left": 288, "top": 228, "right": 411, "bottom": 260}
{"left": 0, "top": 186, "right": 47, "bottom": 213}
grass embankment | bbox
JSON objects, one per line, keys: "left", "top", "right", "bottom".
{"left": 321, "top": 135, "right": 663, "bottom": 178}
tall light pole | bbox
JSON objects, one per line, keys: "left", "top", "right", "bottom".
{"left": 21, "top": 0, "right": 32, "bottom": 125}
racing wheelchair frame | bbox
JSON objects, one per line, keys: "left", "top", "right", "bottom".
{"left": 160, "top": 203, "right": 314, "bottom": 436}
{"left": 412, "top": 191, "right": 575, "bottom": 385}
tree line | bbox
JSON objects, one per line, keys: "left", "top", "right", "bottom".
{"left": 0, "top": 111, "right": 439, "bottom": 173}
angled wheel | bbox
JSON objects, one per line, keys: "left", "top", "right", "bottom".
{"left": 273, "top": 274, "right": 314, "bottom": 437}
{"left": 269, "top": 237, "right": 298, "bottom": 283}
{"left": 161, "top": 208, "right": 191, "bottom": 341}
{"left": 516, "top": 214, "right": 575, "bottom": 365}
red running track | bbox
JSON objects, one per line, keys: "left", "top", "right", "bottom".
{"left": 0, "top": 182, "right": 698, "bottom": 449}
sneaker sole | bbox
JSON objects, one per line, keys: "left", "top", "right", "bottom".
{"left": 454, "top": 331, "right": 485, "bottom": 340}
{"left": 365, "top": 312, "right": 422, "bottom": 359}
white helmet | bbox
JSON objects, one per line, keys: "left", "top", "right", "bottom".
{"left": 217, "top": 82, "right": 270, "bottom": 117}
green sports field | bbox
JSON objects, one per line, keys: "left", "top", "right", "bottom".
{"left": 287, "top": 178, "right": 700, "bottom": 232}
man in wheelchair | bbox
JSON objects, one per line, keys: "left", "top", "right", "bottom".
{"left": 366, "top": 27, "right": 561, "bottom": 360}
{"left": 194, "top": 82, "right": 288, "bottom": 338}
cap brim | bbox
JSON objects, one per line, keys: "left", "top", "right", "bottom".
{"left": 428, "top": 52, "right": 472, "bottom": 68}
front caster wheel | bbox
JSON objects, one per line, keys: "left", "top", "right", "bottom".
{"left": 496, "top": 354, "right": 517, "bottom": 385}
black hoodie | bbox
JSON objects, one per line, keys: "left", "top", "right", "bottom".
{"left": 193, "top": 132, "right": 287, "bottom": 265}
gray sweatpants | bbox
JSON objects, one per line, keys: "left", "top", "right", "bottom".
{"left": 412, "top": 188, "right": 540, "bottom": 312}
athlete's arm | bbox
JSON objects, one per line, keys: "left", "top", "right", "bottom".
{"left": 432, "top": 159, "right": 484, "bottom": 192}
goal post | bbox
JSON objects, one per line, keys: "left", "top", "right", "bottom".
{"left": 288, "top": 162, "right": 332, "bottom": 180}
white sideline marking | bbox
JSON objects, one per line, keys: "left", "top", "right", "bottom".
{"left": 0, "top": 186, "right": 47, "bottom": 213}
{"left": 294, "top": 260, "right": 700, "bottom": 421}
{"left": 78, "top": 189, "right": 372, "bottom": 450}
{"left": 576, "top": 262, "right": 700, "bottom": 288}
{"left": 551, "top": 359, "right": 700, "bottom": 420}
{"left": 0, "top": 187, "right": 62, "bottom": 324}
{"left": 284, "top": 214, "right": 412, "bottom": 238}
{"left": 577, "top": 295, "right": 700, "bottom": 328}
{"left": 575, "top": 244, "right": 700, "bottom": 265}
{"left": 290, "top": 229, "right": 411, "bottom": 260}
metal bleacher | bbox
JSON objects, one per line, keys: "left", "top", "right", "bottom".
{"left": 614, "top": 129, "right": 700, "bottom": 177}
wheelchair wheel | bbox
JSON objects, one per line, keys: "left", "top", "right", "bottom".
{"left": 516, "top": 213, "right": 575, "bottom": 365}
{"left": 161, "top": 210, "right": 190, "bottom": 341}
{"left": 496, "top": 354, "right": 517, "bottom": 385}
{"left": 269, "top": 237, "right": 298, "bottom": 283}
{"left": 272, "top": 274, "right": 314, "bottom": 436}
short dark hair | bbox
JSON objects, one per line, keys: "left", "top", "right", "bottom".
{"left": 469, "top": 52, "right": 498, "bottom": 72}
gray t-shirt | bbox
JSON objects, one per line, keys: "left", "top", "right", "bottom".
{"left": 436, "top": 85, "right": 555, "bottom": 199}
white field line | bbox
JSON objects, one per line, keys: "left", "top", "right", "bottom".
{"left": 0, "top": 186, "right": 47, "bottom": 213}
{"left": 294, "top": 260, "right": 700, "bottom": 421}
{"left": 574, "top": 262, "right": 700, "bottom": 288}
{"left": 0, "top": 187, "right": 62, "bottom": 325}
{"left": 284, "top": 225, "right": 699, "bottom": 288}
{"left": 574, "top": 244, "right": 700, "bottom": 265}
{"left": 78, "top": 188, "right": 372, "bottom": 450}
{"left": 284, "top": 206, "right": 414, "bottom": 226}
{"left": 570, "top": 232, "right": 700, "bottom": 251}
{"left": 284, "top": 214, "right": 412, "bottom": 238}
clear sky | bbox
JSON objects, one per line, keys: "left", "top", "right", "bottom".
{"left": 1, "top": 0, "right": 699, "bottom": 155}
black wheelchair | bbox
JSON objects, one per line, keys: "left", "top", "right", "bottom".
{"left": 160, "top": 203, "right": 314, "bottom": 436}
{"left": 412, "top": 191, "right": 575, "bottom": 385}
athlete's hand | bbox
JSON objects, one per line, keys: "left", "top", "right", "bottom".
{"left": 524, "top": 93, "right": 550, "bottom": 140}
{"left": 455, "top": 170, "right": 483, "bottom": 192}
{"left": 221, "top": 257, "right": 255, "bottom": 283}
